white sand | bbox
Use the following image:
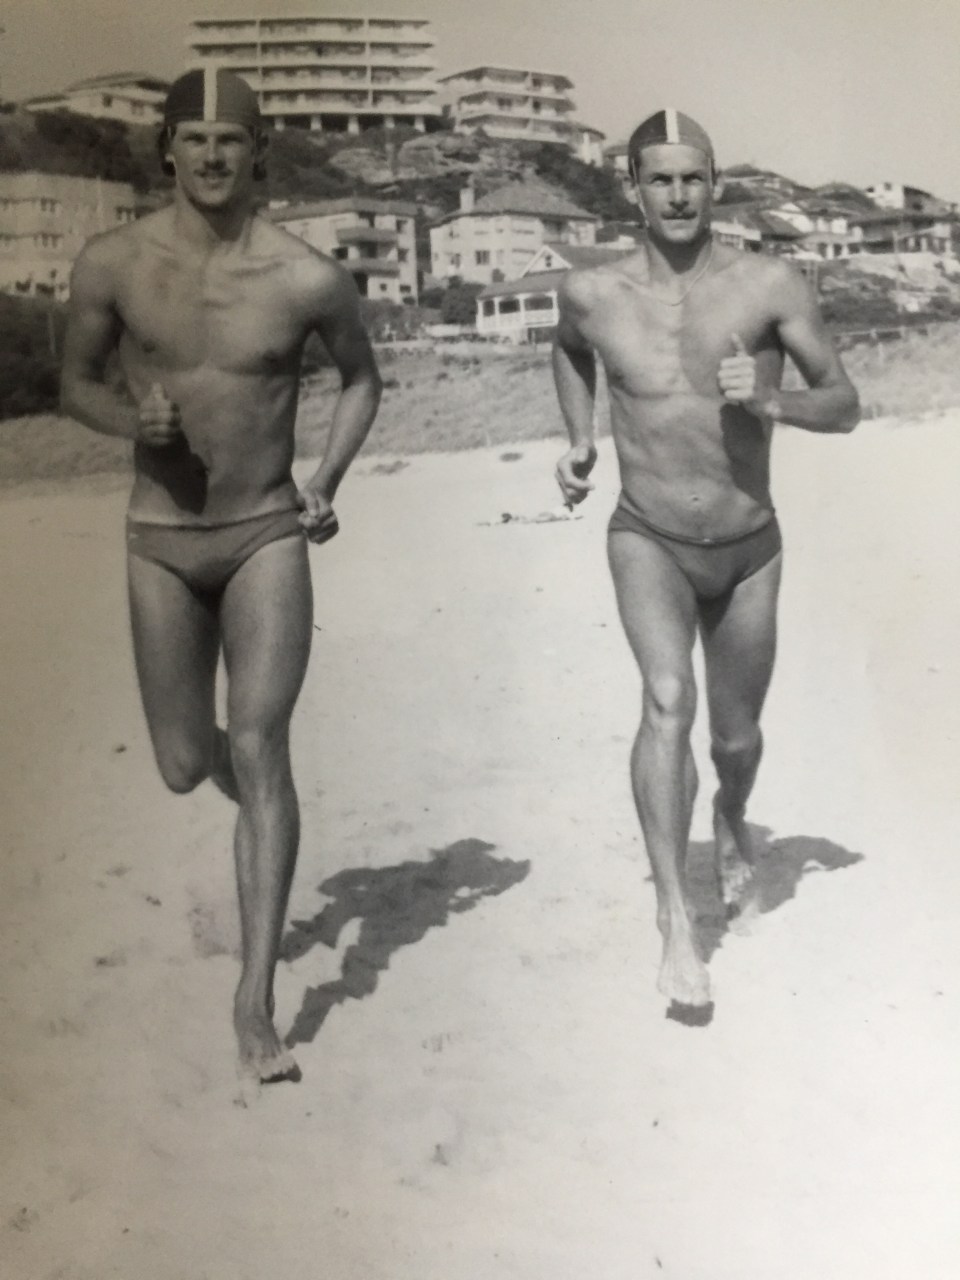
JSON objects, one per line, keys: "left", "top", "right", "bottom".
{"left": 2, "top": 415, "right": 959, "bottom": 1279}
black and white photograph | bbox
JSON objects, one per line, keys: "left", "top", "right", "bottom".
{"left": 2, "top": 2, "right": 958, "bottom": 1276}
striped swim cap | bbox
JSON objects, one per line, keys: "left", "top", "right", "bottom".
{"left": 628, "top": 109, "right": 714, "bottom": 175}
{"left": 163, "top": 68, "right": 262, "bottom": 131}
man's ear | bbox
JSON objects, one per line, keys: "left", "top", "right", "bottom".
{"left": 712, "top": 167, "right": 724, "bottom": 203}
{"left": 252, "top": 131, "right": 268, "bottom": 182}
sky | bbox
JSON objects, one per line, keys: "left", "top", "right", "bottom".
{"left": 4, "top": 0, "right": 960, "bottom": 201}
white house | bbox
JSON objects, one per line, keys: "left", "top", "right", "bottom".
{"left": 22, "top": 73, "right": 169, "bottom": 126}
{"left": 430, "top": 180, "right": 598, "bottom": 286}
{"left": 475, "top": 242, "right": 629, "bottom": 341}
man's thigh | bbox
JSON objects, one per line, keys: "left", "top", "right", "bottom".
{"left": 699, "top": 551, "right": 783, "bottom": 736}
{"left": 127, "top": 551, "right": 220, "bottom": 750}
{"left": 608, "top": 530, "right": 699, "bottom": 689}
{"left": 220, "top": 534, "right": 313, "bottom": 734}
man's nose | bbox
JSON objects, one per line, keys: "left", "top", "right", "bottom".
{"left": 669, "top": 180, "right": 687, "bottom": 205}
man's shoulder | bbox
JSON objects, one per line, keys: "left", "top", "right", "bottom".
{"left": 558, "top": 255, "right": 634, "bottom": 312}
{"left": 75, "top": 208, "right": 169, "bottom": 273}
{"left": 721, "top": 245, "right": 808, "bottom": 296}
{"left": 253, "top": 217, "right": 354, "bottom": 294}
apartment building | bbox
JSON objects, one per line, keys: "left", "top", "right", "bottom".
{"left": 430, "top": 181, "right": 598, "bottom": 286}
{"left": 22, "top": 73, "right": 168, "bottom": 127}
{"left": 187, "top": 14, "right": 441, "bottom": 132}
{"left": 269, "top": 197, "right": 419, "bottom": 303}
{"left": 0, "top": 172, "right": 139, "bottom": 299}
{"left": 438, "top": 66, "right": 604, "bottom": 164}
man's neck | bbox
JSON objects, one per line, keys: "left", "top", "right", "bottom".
{"left": 645, "top": 231, "right": 713, "bottom": 285}
{"left": 172, "top": 189, "right": 255, "bottom": 253}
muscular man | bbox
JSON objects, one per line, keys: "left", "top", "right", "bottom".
{"left": 553, "top": 109, "right": 858, "bottom": 1011}
{"left": 60, "top": 70, "right": 382, "bottom": 1081}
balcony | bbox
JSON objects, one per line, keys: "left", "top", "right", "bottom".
{"left": 459, "top": 82, "right": 572, "bottom": 106}
{"left": 337, "top": 226, "right": 398, "bottom": 246}
{"left": 346, "top": 258, "right": 400, "bottom": 277}
{"left": 259, "top": 21, "right": 364, "bottom": 37}
{"left": 263, "top": 91, "right": 371, "bottom": 110}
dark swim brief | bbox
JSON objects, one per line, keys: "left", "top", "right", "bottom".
{"left": 608, "top": 492, "right": 782, "bottom": 602}
{"left": 126, "top": 507, "right": 304, "bottom": 595}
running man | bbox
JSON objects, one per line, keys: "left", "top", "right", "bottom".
{"left": 60, "top": 70, "right": 382, "bottom": 1081}
{"left": 553, "top": 109, "right": 859, "bottom": 1011}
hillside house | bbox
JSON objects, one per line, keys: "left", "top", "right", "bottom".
{"left": 439, "top": 66, "right": 604, "bottom": 164}
{"left": 22, "top": 73, "right": 168, "bottom": 126}
{"left": 269, "top": 197, "right": 419, "bottom": 303}
{"left": 475, "top": 243, "right": 629, "bottom": 341}
{"left": 430, "top": 181, "right": 598, "bottom": 285}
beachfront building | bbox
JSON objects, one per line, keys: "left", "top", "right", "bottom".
{"left": 269, "top": 197, "right": 419, "bottom": 303}
{"left": 0, "top": 172, "right": 139, "bottom": 299}
{"left": 475, "top": 243, "right": 629, "bottom": 342}
{"left": 430, "top": 180, "right": 598, "bottom": 286}
{"left": 439, "top": 66, "right": 604, "bottom": 165}
{"left": 186, "top": 14, "right": 442, "bottom": 132}
{"left": 21, "top": 73, "right": 169, "bottom": 126}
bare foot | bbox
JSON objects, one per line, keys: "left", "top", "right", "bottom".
{"left": 211, "top": 728, "right": 239, "bottom": 803}
{"left": 234, "top": 999, "right": 301, "bottom": 1085}
{"left": 713, "top": 794, "right": 754, "bottom": 912}
{"left": 656, "top": 919, "right": 711, "bottom": 1007}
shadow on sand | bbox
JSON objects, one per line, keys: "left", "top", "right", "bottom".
{"left": 666, "top": 827, "right": 864, "bottom": 1027}
{"left": 281, "top": 837, "right": 530, "bottom": 1047}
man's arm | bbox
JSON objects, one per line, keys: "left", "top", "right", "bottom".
{"left": 297, "top": 263, "right": 382, "bottom": 541}
{"left": 719, "top": 262, "right": 860, "bottom": 434}
{"left": 552, "top": 273, "right": 599, "bottom": 505}
{"left": 60, "top": 239, "right": 181, "bottom": 446}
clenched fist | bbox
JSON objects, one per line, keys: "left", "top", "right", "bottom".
{"left": 717, "top": 333, "right": 761, "bottom": 407}
{"left": 137, "top": 382, "right": 182, "bottom": 447}
{"left": 555, "top": 442, "right": 597, "bottom": 508}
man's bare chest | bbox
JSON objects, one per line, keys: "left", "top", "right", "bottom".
{"left": 591, "top": 280, "right": 774, "bottom": 399}
{"left": 118, "top": 257, "right": 304, "bottom": 375}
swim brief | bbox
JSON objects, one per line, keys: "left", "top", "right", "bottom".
{"left": 126, "top": 507, "right": 304, "bottom": 595}
{"left": 608, "top": 492, "right": 782, "bottom": 602}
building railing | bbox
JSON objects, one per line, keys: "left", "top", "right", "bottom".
{"left": 337, "top": 226, "right": 399, "bottom": 245}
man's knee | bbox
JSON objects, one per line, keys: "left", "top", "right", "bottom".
{"left": 642, "top": 673, "right": 697, "bottom": 734}
{"left": 154, "top": 742, "right": 210, "bottom": 794}
{"left": 227, "top": 720, "right": 290, "bottom": 780}
{"left": 710, "top": 724, "right": 763, "bottom": 763}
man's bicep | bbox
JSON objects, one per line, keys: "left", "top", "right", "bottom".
{"left": 62, "top": 249, "right": 123, "bottom": 379}
{"left": 312, "top": 268, "right": 378, "bottom": 381}
{"left": 775, "top": 270, "right": 847, "bottom": 388}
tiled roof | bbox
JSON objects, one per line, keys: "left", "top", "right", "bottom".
{"left": 538, "top": 242, "right": 633, "bottom": 268}
{"left": 268, "top": 197, "right": 418, "bottom": 221}
{"left": 448, "top": 180, "right": 597, "bottom": 223}
{"left": 68, "top": 72, "right": 169, "bottom": 91}
{"left": 438, "top": 67, "right": 574, "bottom": 90}
{"left": 479, "top": 270, "right": 567, "bottom": 299}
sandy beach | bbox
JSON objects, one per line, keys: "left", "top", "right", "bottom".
{"left": 2, "top": 413, "right": 959, "bottom": 1279}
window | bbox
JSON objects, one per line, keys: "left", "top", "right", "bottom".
{"left": 475, "top": 250, "right": 490, "bottom": 265}
{"left": 499, "top": 299, "right": 520, "bottom": 314}
{"left": 102, "top": 95, "right": 113, "bottom": 107}
{"left": 450, "top": 253, "right": 461, "bottom": 268}
{"left": 333, "top": 247, "right": 347, "bottom": 260}
{"left": 482, "top": 300, "right": 496, "bottom": 316}
{"left": 398, "top": 248, "right": 409, "bottom": 263}
{"left": 524, "top": 293, "right": 554, "bottom": 311}
{"left": 396, "top": 219, "right": 407, "bottom": 233}
{"left": 380, "top": 283, "right": 389, "bottom": 292}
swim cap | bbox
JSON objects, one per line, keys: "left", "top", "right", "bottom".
{"left": 628, "top": 108, "right": 714, "bottom": 176}
{"left": 163, "top": 68, "right": 262, "bottom": 131}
